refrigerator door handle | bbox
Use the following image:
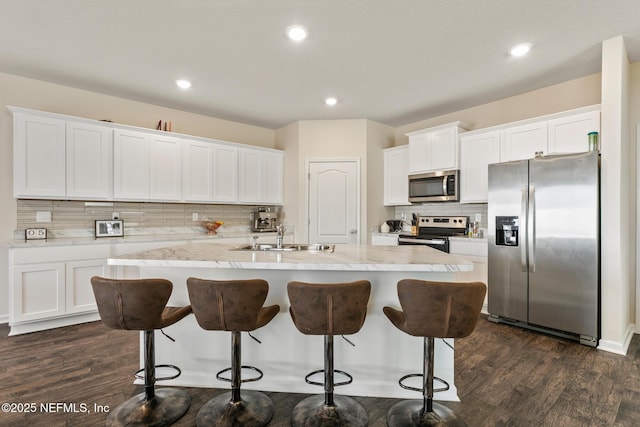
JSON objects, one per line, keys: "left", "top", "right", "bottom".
{"left": 528, "top": 183, "right": 536, "bottom": 273}
{"left": 520, "top": 184, "right": 528, "bottom": 272}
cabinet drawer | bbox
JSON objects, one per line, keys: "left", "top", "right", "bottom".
{"left": 10, "top": 244, "right": 112, "bottom": 265}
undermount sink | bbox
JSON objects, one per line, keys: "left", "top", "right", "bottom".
{"left": 232, "top": 243, "right": 335, "bottom": 253}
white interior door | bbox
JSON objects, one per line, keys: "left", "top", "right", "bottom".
{"left": 308, "top": 160, "right": 359, "bottom": 244}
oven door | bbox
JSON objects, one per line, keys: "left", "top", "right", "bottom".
{"left": 398, "top": 236, "right": 450, "bottom": 253}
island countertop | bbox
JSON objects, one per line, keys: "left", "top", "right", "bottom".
{"left": 107, "top": 242, "right": 474, "bottom": 272}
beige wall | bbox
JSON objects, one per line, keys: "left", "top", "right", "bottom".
{"left": 599, "top": 36, "right": 634, "bottom": 352}
{"left": 275, "top": 119, "right": 394, "bottom": 244}
{"left": 0, "top": 72, "right": 275, "bottom": 320}
{"left": 394, "top": 73, "right": 602, "bottom": 145}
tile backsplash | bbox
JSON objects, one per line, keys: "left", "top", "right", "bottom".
{"left": 394, "top": 203, "right": 488, "bottom": 230}
{"left": 17, "top": 199, "right": 276, "bottom": 234}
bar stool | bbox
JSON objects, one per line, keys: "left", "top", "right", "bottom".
{"left": 287, "top": 280, "right": 371, "bottom": 427}
{"left": 383, "top": 279, "right": 486, "bottom": 427}
{"left": 186, "top": 277, "right": 280, "bottom": 427}
{"left": 90, "top": 276, "right": 193, "bottom": 427}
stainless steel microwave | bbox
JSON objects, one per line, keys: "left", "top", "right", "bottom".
{"left": 408, "top": 169, "right": 459, "bottom": 202}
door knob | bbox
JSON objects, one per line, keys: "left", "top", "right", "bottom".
{"left": 350, "top": 229, "right": 357, "bottom": 234}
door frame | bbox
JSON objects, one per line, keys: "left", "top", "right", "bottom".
{"left": 304, "top": 158, "right": 361, "bottom": 245}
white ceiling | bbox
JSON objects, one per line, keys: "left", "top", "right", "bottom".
{"left": 1, "top": 0, "right": 639, "bottom": 129}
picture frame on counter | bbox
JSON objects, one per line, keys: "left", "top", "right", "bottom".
{"left": 95, "top": 219, "right": 124, "bottom": 238}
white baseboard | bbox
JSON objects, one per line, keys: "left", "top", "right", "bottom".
{"left": 0, "top": 314, "right": 8, "bottom": 325}
{"left": 598, "top": 323, "right": 635, "bottom": 355}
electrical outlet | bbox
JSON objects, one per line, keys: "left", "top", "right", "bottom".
{"left": 475, "top": 213, "right": 482, "bottom": 222}
{"left": 36, "top": 211, "right": 51, "bottom": 222}
{"left": 192, "top": 213, "right": 199, "bottom": 221}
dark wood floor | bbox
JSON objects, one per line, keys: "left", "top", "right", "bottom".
{"left": 1, "top": 316, "right": 639, "bottom": 426}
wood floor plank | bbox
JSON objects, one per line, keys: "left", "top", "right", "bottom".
{"left": 1, "top": 316, "right": 639, "bottom": 426}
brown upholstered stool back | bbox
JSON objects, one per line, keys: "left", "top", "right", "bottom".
{"left": 187, "top": 277, "right": 279, "bottom": 332}
{"left": 91, "top": 276, "right": 189, "bottom": 331}
{"left": 384, "top": 279, "right": 486, "bottom": 338}
{"left": 287, "top": 280, "right": 371, "bottom": 336}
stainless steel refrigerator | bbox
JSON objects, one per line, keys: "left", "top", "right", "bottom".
{"left": 487, "top": 151, "right": 599, "bottom": 346}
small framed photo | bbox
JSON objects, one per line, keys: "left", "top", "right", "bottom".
{"left": 95, "top": 220, "right": 124, "bottom": 238}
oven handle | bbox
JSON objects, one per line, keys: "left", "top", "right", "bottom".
{"left": 399, "top": 237, "right": 446, "bottom": 245}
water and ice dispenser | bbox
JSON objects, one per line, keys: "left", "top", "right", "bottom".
{"left": 495, "top": 216, "right": 519, "bottom": 246}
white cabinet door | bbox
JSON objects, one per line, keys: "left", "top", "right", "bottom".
{"left": 408, "top": 133, "right": 430, "bottom": 174}
{"left": 65, "top": 259, "right": 109, "bottom": 314}
{"left": 460, "top": 131, "right": 501, "bottom": 203}
{"left": 13, "top": 113, "right": 66, "bottom": 198}
{"left": 113, "top": 129, "right": 150, "bottom": 200}
{"left": 383, "top": 145, "right": 410, "bottom": 206}
{"left": 501, "top": 121, "right": 548, "bottom": 161}
{"left": 183, "top": 139, "right": 214, "bottom": 202}
{"left": 66, "top": 122, "right": 113, "bottom": 199}
{"left": 407, "top": 122, "right": 467, "bottom": 173}
{"left": 149, "top": 134, "right": 182, "bottom": 201}
{"left": 547, "top": 110, "right": 600, "bottom": 154}
{"left": 212, "top": 144, "right": 238, "bottom": 203}
{"left": 262, "top": 151, "right": 284, "bottom": 204}
{"left": 429, "top": 127, "right": 458, "bottom": 171}
{"left": 238, "top": 148, "right": 263, "bottom": 203}
{"left": 12, "top": 263, "right": 66, "bottom": 322}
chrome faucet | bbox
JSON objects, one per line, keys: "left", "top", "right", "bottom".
{"left": 250, "top": 236, "right": 258, "bottom": 251}
{"left": 276, "top": 224, "right": 284, "bottom": 249}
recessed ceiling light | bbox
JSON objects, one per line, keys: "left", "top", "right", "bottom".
{"left": 175, "top": 79, "right": 192, "bottom": 89}
{"left": 510, "top": 43, "right": 532, "bottom": 57}
{"left": 325, "top": 97, "right": 337, "bottom": 106}
{"left": 286, "top": 25, "right": 308, "bottom": 41}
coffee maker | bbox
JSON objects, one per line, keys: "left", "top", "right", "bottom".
{"left": 251, "top": 207, "right": 277, "bottom": 232}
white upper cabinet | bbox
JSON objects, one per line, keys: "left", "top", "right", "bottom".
{"left": 113, "top": 129, "right": 150, "bottom": 200}
{"left": 460, "top": 130, "right": 501, "bottom": 203}
{"left": 261, "top": 150, "right": 284, "bottom": 205}
{"left": 149, "top": 134, "right": 182, "bottom": 201}
{"left": 547, "top": 110, "right": 600, "bottom": 154}
{"left": 212, "top": 143, "right": 239, "bottom": 203}
{"left": 407, "top": 122, "right": 470, "bottom": 174}
{"left": 238, "top": 147, "right": 284, "bottom": 204}
{"left": 11, "top": 107, "right": 283, "bottom": 205}
{"left": 383, "top": 145, "right": 410, "bottom": 206}
{"left": 501, "top": 121, "right": 548, "bottom": 161}
{"left": 66, "top": 122, "right": 113, "bottom": 199}
{"left": 13, "top": 113, "right": 66, "bottom": 198}
{"left": 183, "top": 139, "right": 215, "bottom": 202}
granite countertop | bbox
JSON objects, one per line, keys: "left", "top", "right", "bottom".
{"left": 107, "top": 242, "right": 473, "bottom": 272}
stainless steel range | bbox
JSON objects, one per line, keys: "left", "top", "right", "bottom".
{"left": 398, "top": 215, "right": 468, "bottom": 253}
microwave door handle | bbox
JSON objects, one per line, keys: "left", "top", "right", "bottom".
{"left": 528, "top": 184, "right": 536, "bottom": 273}
{"left": 521, "top": 184, "right": 527, "bottom": 272}
{"left": 442, "top": 176, "right": 448, "bottom": 195}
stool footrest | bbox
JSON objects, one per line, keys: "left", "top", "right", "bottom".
{"left": 398, "top": 373, "right": 450, "bottom": 393}
{"left": 216, "top": 365, "right": 264, "bottom": 383}
{"left": 134, "top": 364, "right": 181, "bottom": 381}
{"left": 304, "top": 369, "right": 353, "bottom": 387}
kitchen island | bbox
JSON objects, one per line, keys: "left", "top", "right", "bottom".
{"left": 107, "top": 243, "right": 473, "bottom": 401}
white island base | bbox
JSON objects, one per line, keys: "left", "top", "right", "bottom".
{"left": 108, "top": 243, "right": 473, "bottom": 402}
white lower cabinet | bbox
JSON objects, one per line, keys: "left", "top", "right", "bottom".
{"left": 449, "top": 238, "right": 488, "bottom": 311}
{"left": 12, "top": 262, "right": 66, "bottom": 322}
{"left": 9, "top": 244, "right": 112, "bottom": 335}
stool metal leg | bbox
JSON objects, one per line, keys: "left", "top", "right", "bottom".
{"left": 107, "top": 330, "right": 191, "bottom": 427}
{"left": 387, "top": 337, "right": 467, "bottom": 427}
{"left": 196, "top": 331, "right": 274, "bottom": 427}
{"left": 291, "top": 334, "right": 367, "bottom": 427}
